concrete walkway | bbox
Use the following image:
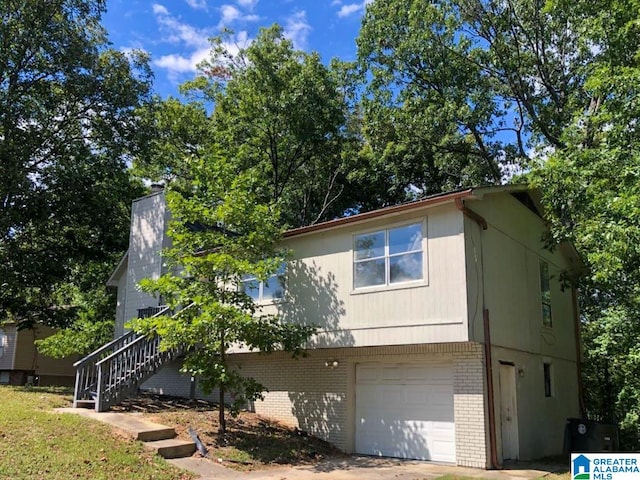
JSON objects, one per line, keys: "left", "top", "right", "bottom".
{"left": 167, "top": 455, "right": 562, "bottom": 480}
{"left": 56, "top": 408, "right": 563, "bottom": 480}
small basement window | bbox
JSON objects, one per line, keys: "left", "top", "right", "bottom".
{"left": 543, "top": 362, "right": 553, "bottom": 397}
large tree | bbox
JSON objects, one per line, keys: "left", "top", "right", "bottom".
{"left": 0, "top": 0, "right": 152, "bottom": 329}
{"left": 138, "top": 25, "right": 356, "bottom": 228}
{"left": 356, "top": 0, "right": 595, "bottom": 201}
{"left": 130, "top": 150, "right": 315, "bottom": 433}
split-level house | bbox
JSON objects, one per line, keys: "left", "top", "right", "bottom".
{"left": 74, "top": 185, "right": 583, "bottom": 468}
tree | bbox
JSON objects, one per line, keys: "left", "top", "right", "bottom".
{"left": 130, "top": 150, "right": 315, "bottom": 433}
{"left": 177, "top": 25, "right": 354, "bottom": 227}
{"left": 0, "top": 0, "right": 152, "bottom": 329}
{"left": 356, "top": 0, "right": 596, "bottom": 200}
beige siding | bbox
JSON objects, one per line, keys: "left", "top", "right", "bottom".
{"left": 463, "top": 192, "right": 580, "bottom": 461}
{"left": 263, "top": 204, "right": 469, "bottom": 348}
{"left": 0, "top": 326, "right": 17, "bottom": 370}
{"left": 13, "top": 326, "right": 77, "bottom": 378}
{"left": 122, "top": 192, "right": 169, "bottom": 329}
{"left": 491, "top": 346, "right": 579, "bottom": 460}
{"left": 465, "top": 193, "right": 579, "bottom": 361}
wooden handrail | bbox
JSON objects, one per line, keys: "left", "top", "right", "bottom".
{"left": 73, "top": 330, "right": 136, "bottom": 368}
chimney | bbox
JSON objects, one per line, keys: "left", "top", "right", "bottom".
{"left": 150, "top": 183, "right": 165, "bottom": 193}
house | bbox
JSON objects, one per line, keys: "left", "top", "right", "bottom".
{"left": 0, "top": 323, "right": 77, "bottom": 386}
{"left": 76, "top": 184, "right": 583, "bottom": 469}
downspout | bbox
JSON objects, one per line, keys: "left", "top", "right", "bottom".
{"left": 571, "top": 286, "right": 587, "bottom": 418}
{"left": 456, "top": 198, "right": 501, "bottom": 469}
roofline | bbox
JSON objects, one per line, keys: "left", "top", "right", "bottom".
{"left": 106, "top": 251, "right": 129, "bottom": 287}
{"left": 284, "top": 189, "right": 474, "bottom": 238}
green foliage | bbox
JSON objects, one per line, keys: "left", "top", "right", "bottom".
{"left": 355, "top": 0, "right": 600, "bottom": 201}
{"left": 0, "top": 0, "right": 151, "bottom": 329}
{"left": 130, "top": 149, "right": 316, "bottom": 433}
{"left": 138, "top": 25, "right": 356, "bottom": 228}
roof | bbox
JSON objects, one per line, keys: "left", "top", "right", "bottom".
{"left": 284, "top": 184, "right": 532, "bottom": 238}
{"left": 106, "top": 251, "right": 129, "bottom": 287}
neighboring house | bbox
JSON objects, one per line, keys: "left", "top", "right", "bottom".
{"left": 0, "top": 323, "right": 77, "bottom": 386}
{"left": 81, "top": 184, "right": 584, "bottom": 469}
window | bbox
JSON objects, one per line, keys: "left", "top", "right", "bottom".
{"left": 353, "top": 222, "right": 424, "bottom": 289}
{"left": 543, "top": 362, "right": 553, "bottom": 397}
{"left": 0, "top": 329, "right": 5, "bottom": 358}
{"left": 539, "top": 260, "right": 552, "bottom": 327}
{"left": 242, "top": 264, "right": 286, "bottom": 302}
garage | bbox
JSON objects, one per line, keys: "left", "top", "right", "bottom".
{"left": 355, "top": 362, "right": 456, "bottom": 463}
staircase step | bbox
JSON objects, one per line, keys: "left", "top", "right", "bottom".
{"left": 145, "top": 439, "right": 197, "bottom": 459}
{"left": 75, "top": 400, "right": 96, "bottom": 409}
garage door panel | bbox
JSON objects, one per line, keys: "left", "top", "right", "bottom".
{"left": 355, "top": 362, "right": 455, "bottom": 463}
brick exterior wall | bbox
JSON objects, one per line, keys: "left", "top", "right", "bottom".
{"left": 140, "top": 342, "right": 489, "bottom": 466}
{"left": 453, "top": 343, "right": 489, "bottom": 468}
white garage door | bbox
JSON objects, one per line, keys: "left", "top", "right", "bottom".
{"left": 355, "top": 362, "right": 455, "bottom": 463}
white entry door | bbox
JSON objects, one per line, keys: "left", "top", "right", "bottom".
{"left": 355, "top": 362, "right": 455, "bottom": 463}
{"left": 499, "top": 363, "right": 519, "bottom": 460}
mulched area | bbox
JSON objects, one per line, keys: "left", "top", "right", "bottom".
{"left": 112, "top": 392, "right": 344, "bottom": 471}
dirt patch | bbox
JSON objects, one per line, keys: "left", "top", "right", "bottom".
{"left": 112, "top": 393, "right": 345, "bottom": 471}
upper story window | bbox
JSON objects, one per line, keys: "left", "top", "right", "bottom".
{"left": 539, "top": 260, "right": 552, "bottom": 327}
{"left": 242, "top": 264, "right": 286, "bottom": 302}
{"left": 353, "top": 222, "right": 424, "bottom": 289}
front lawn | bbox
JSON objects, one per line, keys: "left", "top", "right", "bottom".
{"left": 0, "top": 386, "right": 193, "bottom": 480}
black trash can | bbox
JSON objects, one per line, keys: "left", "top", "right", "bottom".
{"left": 564, "top": 418, "right": 619, "bottom": 453}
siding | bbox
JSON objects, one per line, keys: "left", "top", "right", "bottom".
{"left": 0, "top": 326, "right": 17, "bottom": 370}
{"left": 261, "top": 204, "right": 469, "bottom": 348}
{"left": 122, "top": 192, "right": 169, "bottom": 329}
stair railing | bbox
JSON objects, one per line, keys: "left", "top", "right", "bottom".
{"left": 72, "top": 306, "right": 171, "bottom": 408}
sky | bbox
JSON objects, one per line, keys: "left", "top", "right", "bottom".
{"left": 102, "top": 0, "right": 371, "bottom": 98}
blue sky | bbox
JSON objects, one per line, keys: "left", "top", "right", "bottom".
{"left": 102, "top": 0, "right": 370, "bottom": 97}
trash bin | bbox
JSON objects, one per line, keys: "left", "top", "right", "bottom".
{"left": 564, "top": 418, "right": 619, "bottom": 453}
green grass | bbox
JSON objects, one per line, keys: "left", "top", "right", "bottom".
{"left": 0, "top": 386, "right": 193, "bottom": 480}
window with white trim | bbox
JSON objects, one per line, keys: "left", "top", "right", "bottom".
{"left": 0, "top": 329, "right": 5, "bottom": 358}
{"left": 353, "top": 222, "right": 424, "bottom": 289}
{"left": 242, "top": 264, "right": 286, "bottom": 302}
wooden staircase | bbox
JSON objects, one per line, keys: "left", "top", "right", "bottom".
{"left": 73, "top": 306, "right": 183, "bottom": 411}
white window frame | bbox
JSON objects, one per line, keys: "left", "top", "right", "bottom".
{"left": 0, "top": 330, "right": 4, "bottom": 358}
{"left": 352, "top": 220, "right": 427, "bottom": 292}
{"left": 241, "top": 264, "right": 286, "bottom": 304}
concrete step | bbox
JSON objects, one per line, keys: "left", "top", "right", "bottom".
{"left": 56, "top": 409, "right": 176, "bottom": 441}
{"left": 75, "top": 400, "right": 96, "bottom": 409}
{"left": 145, "top": 438, "right": 197, "bottom": 459}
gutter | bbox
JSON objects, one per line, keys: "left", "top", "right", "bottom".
{"left": 456, "top": 198, "right": 501, "bottom": 469}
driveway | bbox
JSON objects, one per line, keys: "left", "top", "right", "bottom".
{"left": 168, "top": 455, "right": 564, "bottom": 480}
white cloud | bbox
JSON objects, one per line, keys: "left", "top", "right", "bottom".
{"left": 185, "top": 0, "right": 208, "bottom": 10}
{"left": 218, "top": 4, "right": 259, "bottom": 29}
{"left": 237, "top": 0, "right": 258, "bottom": 8}
{"left": 283, "top": 11, "right": 311, "bottom": 50}
{"left": 152, "top": 3, "right": 169, "bottom": 15}
{"left": 336, "top": 0, "right": 373, "bottom": 18}
{"left": 151, "top": 6, "right": 212, "bottom": 76}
